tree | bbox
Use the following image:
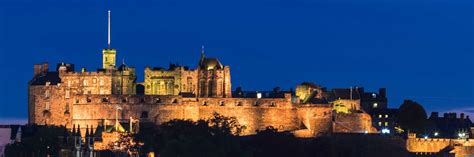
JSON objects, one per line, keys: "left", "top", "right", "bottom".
{"left": 243, "top": 126, "right": 304, "bottom": 157}
{"left": 397, "top": 100, "right": 428, "bottom": 134}
{"left": 135, "top": 112, "right": 247, "bottom": 157}
{"left": 5, "top": 125, "right": 66, "bottom": 157}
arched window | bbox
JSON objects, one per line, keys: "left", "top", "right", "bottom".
{"left": 219, "top": 101, "right": 225, "bottom": 106}
{"left": 166, "top": 81, "right": 174, "bottom": 95}
{"left": 200, "top": 79, "right": 206, "bottom": 97}
{"left": 141, "top": 111, "right": 149, "bottom": 119}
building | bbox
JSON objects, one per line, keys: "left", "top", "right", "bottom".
{"left": 428, "top": 112, "right": 473, "bottom": 139}
{"left": 0, "top": 126, "right": 12, "bottom": 157}
{"left": 28, "top": 10, "right": 378, "bottom": 138}
{"left": 369, "top": 108, "right": 398, "bottom": 134}
{"left": 358, "top": 87, "right": 388, "bottom": 113}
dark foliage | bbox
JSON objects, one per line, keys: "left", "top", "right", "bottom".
{"left": 5, "top": 125, "right": 67, "bottom": 157}
{"left": 397, "top": 100, "right": 429, "bottom": 134}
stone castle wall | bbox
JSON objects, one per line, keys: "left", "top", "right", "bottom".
{"left": 29, "top": 84, "right": 375, "bottom": 136}
{"left": 406, "top": 134, "right": 474, "bottom": 156}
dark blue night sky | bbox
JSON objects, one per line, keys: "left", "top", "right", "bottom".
{"left": 0, "top": 0, "right": 472, "bottom": 122}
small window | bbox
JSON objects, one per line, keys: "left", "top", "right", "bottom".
{"left": 65, "top": 90, "right": 70, "bottom": 99}
{"left": 378, "top": 122, "right": 382, "bottom": 126}
{"left": 373, "top": 103, "right": 378, "bottom": 108}
{"left": 385, "top": 114, "right": 388, "bottom": 118}
{"left": 83, "top": 80, "right": 88, "bottom": 86}
{"left": 45, "top": 102, "right": 50, "bottom": 110}
{"left": 67, "top": 81, "right": 71, "bottom": 87}
{"left": 45, "top": 90, "right": 50, "bottom": 98}
{"left": 141, "top": 111, "right": 149, "bottom": 119}
{"left": 172, "top": 99, "right": 178, "bottom": 103}
{"left": 93, "top": 78, "right": 97, "bottom": 84}
{"left": 122, "top": 98, "right": 127, "bottom": 103}
{"left": 253, "top": 101, "right": 259, "bottom": 106}
{"left": 140, "top": 98, "right": 145, "bottom": 103}
{"left": 270, "top": 102, "right": 276, "bottom": 107}
{"left": 236, "top": 102, "right": 242, "bottom": 106}
{"left": 378, "top": 114, "right": 382, "bottom": 118}
{"left": 102, "top": 98, "right": 109, "bottom": 103}
{"left": 202, "top": 101, "right": 208, "bottom": 106}
{"left": 65, "top": 103, "right": 70, "bottom": 112}
{"left": 154, "top": 98, "right": 161, "bottom": 103}
{"left": 87, "top": 97, "right": 92, "bottom": 103}
{"left": 99, "top": 78, "right": 104, "bottom": 86}
{"left": 385, "top": 122, "right": 389, "bottom": 126}
{"left": 219, "top": 101, "right": 225, "bottom": 106}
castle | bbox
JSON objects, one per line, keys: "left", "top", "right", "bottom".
{"left": 27, "top": 11, "right": 377, "bottom": 138}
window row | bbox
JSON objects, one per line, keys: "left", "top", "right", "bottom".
{"left": 202, "top": 101, "right": 277, "bottom": 107}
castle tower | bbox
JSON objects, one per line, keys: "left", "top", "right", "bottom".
{"left": 102, "top": 10, "right": 116, "bottom": 69}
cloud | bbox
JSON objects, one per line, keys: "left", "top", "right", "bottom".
{"left": 0, "top": 118, "right": 27, "bottom": 125}
{"left": 443, "top": 107, "right": 474, "bottom": 119}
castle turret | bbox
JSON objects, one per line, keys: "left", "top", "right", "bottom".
{"left": 102, "top": 10, "right": 116, "bottom": 69}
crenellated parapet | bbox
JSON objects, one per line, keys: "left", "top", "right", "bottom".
{"left": 406, "top": 133, "right": 474, "bottom": 154}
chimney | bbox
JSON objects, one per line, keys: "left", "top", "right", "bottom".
{"left": 42, "top": 62, "right": 49, "bottom": 73}
{"left": 34, "top": 64, "right": 42, "bottom": 77}
{"left": 379, "top": 88, "right": 386, "bottom": 98}
{"left": 357, "top": 87, "right": 365, "bottom": 95}
{"left": 430, "top": 112, "right": 439, "bottom": 119}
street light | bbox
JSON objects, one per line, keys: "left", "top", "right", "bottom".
{"left": 381, "top": 128, "right": 390, "bottom": 134}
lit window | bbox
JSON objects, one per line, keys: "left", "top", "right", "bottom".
{"left": 385, "top": 122, "right": 388, "bottom": 126}
{"left": 93, "top": 78, "right": 97, "bottom": 84}
{"left": 45, "top": 102, "right": 50, "bottom": 110}
{"left": 45, "top": 90, "right": 50, "bottom": 98}
{"left": 67, "top": 81, "right": 71, "bottom": 87}
{"left": 83, "top": 80, "right": 88, "bottom": 86}
{"left": 373, "top": 103, "right": 378, "bottom": 108}
{"left": 385, "top": 114, "right": 388, "bottom": 118}
{"left": 378, "top": 114, "right": 382, "bottom": 118}
{"left": 257, "top": 93, "right": 262, "bottom": 99}
{"left": 99, "top": 78, "right": 104, "bottom": 86}
{"left": 65, "top": 90, "right": 70, "bottom": 99}
{"left": 378, "top": 122, "right": 382, "bottom": 126}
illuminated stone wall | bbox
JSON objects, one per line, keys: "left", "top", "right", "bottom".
{"left": 333, "top": 112, "right": 376, "bottom": 133}
{"left": 406, "top": 133, "right": 474, "bottom": 156}
{"left": 29, "top": 87, "right": 376, "bottom": 137}
{"left": 144, "top": 67, "right": 198, "bottom": 95}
